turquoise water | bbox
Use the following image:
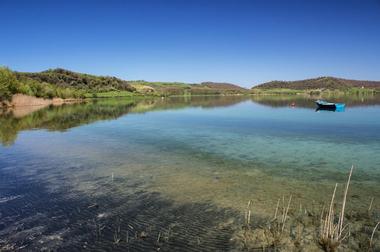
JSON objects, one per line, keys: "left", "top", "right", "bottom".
{"left": 1, "top": 96, "right": 380, "bottom": 250}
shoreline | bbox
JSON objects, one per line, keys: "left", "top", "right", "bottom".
{"left": 0, "top": 93, "right": 250, "bottom": 108}
{"left": 0, "top": 94, "right": 85, "bottom": 117}
{"left": 8, "top": 94, "right": 83, "bottom": 107}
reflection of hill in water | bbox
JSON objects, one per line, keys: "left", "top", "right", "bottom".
{"left": 0, "top": 96, "right": 248, "bottom": 146}
{"left": 3, "top": 94, "right": 379, "bottom": 146}
{"left": 251, "top": 94, "right": 380, "bottom": 108}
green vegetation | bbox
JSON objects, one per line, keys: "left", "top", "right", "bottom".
{"left": 129, "top": 80, "right": 248, "bottom": 96}
{"left": 0, "top": 67, "right": 249, "bottom": 105}
{"left": 0, "top": 67, "right": 86, "bottom": 102}
{"left": 6, "top": 66, "right": 379, "bottom": 104}
{"left": 0, "top": 99, "right": 137, "bottom": 145}
{"left": 84, "top": 90, "right": 137, "bottom": 98}
{"left": 252, "top": 76, "right": 380, "bottom": 95}
{"left": 18, "top": 68, "right": 136, "bottom": 94}
{"left": 251, "top": 88, "right": 303, "bottom": 95}
{"left": 0, "top": 67, "right": 18, "bottom": 101}
{"left": 0, "top": 96, "right": 249, "bottom": 146}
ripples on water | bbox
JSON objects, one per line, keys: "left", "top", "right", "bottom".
{"left": 1, "top": 95, "right": 380, "bottom": 251}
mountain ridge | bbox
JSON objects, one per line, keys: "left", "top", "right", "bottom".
{"left": 252, "top": 76, "right": 380, "bottom": 90}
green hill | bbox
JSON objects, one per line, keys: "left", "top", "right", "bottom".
{"left": 124, "top": 81, "right": 248, "bottom": 96}
{"left": 252, "top": 77, "right": 380, "bottom": 94}
{"left": 0, "top": 67, "right": 248, "bottom": 104}
{"left": 1, "top": 67, "right": 136, "bottom": 101}
{"left": 18, "top": 68, "right": 137, "bottom": 93}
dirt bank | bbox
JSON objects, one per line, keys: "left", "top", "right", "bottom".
{"left": 10, "top": 94, "right": 80, "bottom": 107}
{"left": 0, "top": 94, "right": 83, "bottom": 117}
{"left": 0, "top": 94, "right": 81, "bottom": 107}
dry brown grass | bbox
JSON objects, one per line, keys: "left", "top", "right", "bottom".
{"left": 319, "top": 165, "right": 353, "bottom": 252}
{"left": 237, "top": 165, "right": 380, "bottom": 251}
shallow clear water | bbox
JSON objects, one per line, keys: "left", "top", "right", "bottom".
{"left": 1, "top": 95, "right": 380, "bottom": 251}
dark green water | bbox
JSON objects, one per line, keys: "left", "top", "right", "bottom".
{"left": 1, "top": 95, "right": 380, "bottom": 251}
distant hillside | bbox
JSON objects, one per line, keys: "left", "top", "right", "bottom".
{"left": 199, "top": 82, "right": 248, "bottom": 92}
{"left": 252, "top": 77, "right": 380, "bottom": 91}
{"left": 128, "top": 80, "right": 248, "bottom": 96}
{"left": 18, "top": 69, "right": 248, "bottom": 96}
{"left": 16, "top": 68, "right": 136, "bottom": 93}
{"left": 1, "top": 67, "right": 248, "bottom": 104}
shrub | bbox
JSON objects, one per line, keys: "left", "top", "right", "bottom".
{"left": 0, "top": 67, "right": 18, "bottom": 101}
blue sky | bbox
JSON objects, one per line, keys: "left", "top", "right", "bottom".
{"left": 1, "top": 0, "right": 380, "bottom": 87}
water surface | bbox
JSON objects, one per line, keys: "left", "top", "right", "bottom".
{"left": 1, "top": 95, "right": 380, "bottom": 251}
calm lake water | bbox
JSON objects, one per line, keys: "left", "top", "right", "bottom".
{"left": 1, "top": 95, "right": 380, "bottom": 251}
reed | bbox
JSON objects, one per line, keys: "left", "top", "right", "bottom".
{"left": 245, "top": 200, "right": 252, "bottom": 227}
{"left": 273, "top": 198, "right": 280, "bottom": 220}
{"left": 319, "top": 165, "right": 353, "bottom": 252}
{"left": 157, "top": 231, "right": 161, "bottom": 244}
{"left": 113, "top": 218, "right": 122, "bottom": 244}
{"left": 281, "top": 195, "right": 292, "bottom": 233}
{"left": 270, "top": 195, "right": 292, "bottom": 232}
{"left": 238, "top": 166, "right": 380, "bottom": 251}
{"left": 369, "top": 221, "right": 380, "bottom": 249}
{"left": 263, "top": 195, "right": 293, "bottom": 249}
{"left": 368, "top": 197, "right": 374, "bottom": 212}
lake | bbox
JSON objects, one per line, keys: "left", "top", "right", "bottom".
{"left": 1, "top": 95, "right": 380, "bottom": 251}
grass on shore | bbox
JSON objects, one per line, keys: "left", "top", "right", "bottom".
{"left": 84, "top": 91, "right": 138, "bottom": 98}
{"left": 237, "top": 166, "right": 380, "bottom": 252}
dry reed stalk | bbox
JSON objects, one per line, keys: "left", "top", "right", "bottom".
{"left": 320, "top": 203, "right": 326, "bottom": 223}
{"left": 322, "top": 183, "right": 338, "bottom": 240}
{"left": 273, "top": 198, "right": 280, "bottom": 220}
{"left": 370, "top": 222, "right": 380, "bottom": 248}
{"left": 281, "top": 195, "right": 292, "bottom": 232}
{"left": 157, "top": 231, "right": 161, "bottom": 243}
{"left": 368, "top": 197, "right": 374, "bottom": 212}
{"left": 245, "top": 200, "right": 252, "bottom": 226}
{"left": 281, "top": 196, "right": 285, "bottom": 222}
{"left": 320, "top": 166, "right": 354, "bottom": 251}
{"left": 338, "top": 165, "right": 353, "bottom": 236}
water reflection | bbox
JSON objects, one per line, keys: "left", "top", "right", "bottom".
{"left": 2, "top": 94, "right": 380, "bottom": 146}
{"left": 250, "top": 93, "right": 380, "bottom": 109}
{"left": 1, "top": 94, "right": 380, "bottom": 251}
{"left": 0, "top": 96, "right": 248, "bottom": 146}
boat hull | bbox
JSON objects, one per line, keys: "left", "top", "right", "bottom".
{"left": 315, "top": 103, "right": 336, "bottom": 109}
{"left": 315, "top": 100, "right": 346, "bottom": 112}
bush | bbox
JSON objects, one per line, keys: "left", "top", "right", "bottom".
{"left": 1, "top": 67, "right": 138, "bottom": 102}
{"left": 0, "top": 67, "right": 18, "bottom": 101}
{"left": 17, "top": 83, "right": 34, "bottom": 96}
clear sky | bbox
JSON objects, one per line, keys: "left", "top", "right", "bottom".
{"left": 1, "top": 0, "right": 380, "bottom": 87}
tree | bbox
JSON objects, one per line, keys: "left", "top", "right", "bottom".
{"left": 0, "top": 67, "right": 18, "bottom": 101}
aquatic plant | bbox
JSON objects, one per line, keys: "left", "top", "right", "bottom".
{"left": 370, "top": 222, "right": 380, "bottom": 249}
{"left": 318, "top": 165, "right": 353, "bottom": 252}
{"left": 113, "top": 218, "right": 122, "bottom": 244}
{"left": 265, "top": 195, "right": 293, "bottom": 248}
{"left": 244, "top": 200, "right": 252, "bottom": 227}
{"left": 234, "top": 165, "right": 380, "bottom": 251}
{"left": 368, "top": 197, "right": 375, "bottom": 213}
{"left": 239, "top": 195, "right": 294, "bottom": 251}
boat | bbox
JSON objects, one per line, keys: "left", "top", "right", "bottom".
{"left": 315, "top": 99, "right": 345, "bottom": 111}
